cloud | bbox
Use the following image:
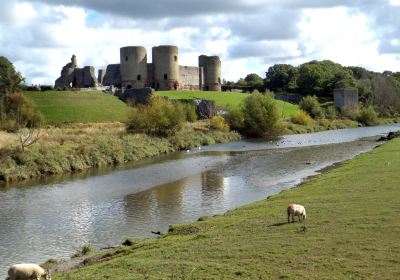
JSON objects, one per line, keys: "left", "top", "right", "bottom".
{"left": 1, "top": 0, "right": 400, "bottom": 85}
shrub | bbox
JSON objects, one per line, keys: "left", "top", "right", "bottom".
{"left": 210, "top": 115, "right": 229, "bottom": 132}
{"left": 357, "top": 106, "right": 378, "bottom": 126}
{"left": 291, "top": 110, "right": 313, "bottom": 125}
{"left": 340, "top": 106, "right": 359, "bottom": 121}
{"left": 224, "top": 107, "right": 245, "bottom": 132}
{"left": 127, "top": 96, "right": 185, "bottom": 136}
{"left": 324, "top": 105, "right": 337, "bottom": 119}
{"left": 299, "top": 95, "right": 324, "bottom": 118}
{"left": 242, "top": 92, "right": 279, "bottom": 137}
{"left": 180, "top": 102, "right": 198, "bottom": 122}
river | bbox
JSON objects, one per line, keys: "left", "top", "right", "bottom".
{"left": 0, "top": 124, "right": 399, "bottom": 277}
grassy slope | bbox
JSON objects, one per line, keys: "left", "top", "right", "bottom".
{"left": 157, "top": 90, "right": 299, "bottom": 118}
{"left": 55, "top": 139, "right": 400, "bottom": 279}
{"left": 24, "top": 91, "right": 129, "bottom": 124}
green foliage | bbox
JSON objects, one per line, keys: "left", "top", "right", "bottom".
{"left": 357, "top": 106, "right": 378, "bottom": 126}
{"left": 324, "top": 105, "right": 337, "bottom": 119}
{"left": 156, "top": 90, "right": 298, "bottom": 118}
{"left": 291, "top": 110, "right": 313, "bottom": 125}
{"left": 210, "top": 115, "right": 229, "bottom": 132}
{"left": 244, "top": 73, "right": 264, "bottom": 87}
{"left": 299, "top": 95, "right": 324, "bottom": 119}
{"left": 340, "top": 106, "right": 360, "bottom": 121}
{"left": 265, "top": 64, "right": 298, "bottom": 92}
{"left": 224, "top": 106, "right": 245, "bottom": 132}
{"left": 127, "top": 96, "right": 185, "bottom": 136}
{"left": 24, "top": 91, "right": 129, "bottom": 124}
{"left": 297, "top": 60, "right": 356, "bottom": 96}
{"left": 0, "top": 56, "right": 24, "bottom": 97}
{"left": 179, "top": 102, "right": 197, "bottom": 122}
{"left": 241, "top": 92, "right": 279, "bottom": 137}
{"left": 0, "top": 92, "right": 44, "bottom": 131}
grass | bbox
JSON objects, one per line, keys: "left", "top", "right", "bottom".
{"left": 156, "top": 90, "right": 299, "bottom": 118}
{"left": 53, "top": 138, "right": 400, "bottom": 279}
{"left": 24, "top": 91, "right": 129, "bottom": 124}
{"left": 0, "top": 121, "right": 241, "bottom": 184}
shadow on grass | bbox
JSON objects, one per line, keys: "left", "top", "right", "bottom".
{"left": 267, "top": 222, "right": 288, "bottom": 227}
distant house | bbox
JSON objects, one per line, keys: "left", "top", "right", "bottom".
{"left": 334, "top": 88, "right": 359, "bottom": 109}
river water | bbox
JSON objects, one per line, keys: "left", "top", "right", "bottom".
{"left": 0, "top": 124, "right": 399, "bottom": 276}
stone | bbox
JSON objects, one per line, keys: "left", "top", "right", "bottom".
{"left": 118, "top": 87, "right": 155, "bottom": 105}
{"left": 55, "top": 55, "right": 77, "bottom": 88}
{"left": 103, "top": 64, "right": 121, "bottom": 87}
{"left": 83, "top": 66, "right": 97, "bottom": 87}
{"left": 196, "top": 99, "right": 216, "bottom": 119}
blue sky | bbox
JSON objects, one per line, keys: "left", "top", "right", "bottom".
{"left": 1, "top": 0, "right": 400, "bottom": 85}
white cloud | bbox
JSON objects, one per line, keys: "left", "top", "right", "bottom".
{"left": 1, "top": 0, "right": 400, "bottom": 85}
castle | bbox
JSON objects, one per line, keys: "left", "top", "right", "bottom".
{"left": 55, "top": 45, "right": 222, "bottom": 92}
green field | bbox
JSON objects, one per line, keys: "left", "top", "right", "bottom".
{"left": 157, "top": 90, "right": 299, "bottom": 118}
{"left": 24, "top": 91, "right": 129, "bottom": 124}
{"left": 53, "top": 139, "right": 400, "bottom": 279}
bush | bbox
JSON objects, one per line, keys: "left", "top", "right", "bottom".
{"left": 224, "top": 107, "right": 245, "bottom": 132}
{"left": 210, "top": 115, "right": 229, "bottom": 132}
{"left": 340, "top": 106, "right": 359, "bottom": 121}
{"left": 0, "top": 92, "right": 44, "bottom": 131}
{"left": 357, "top": 106, "right": 378, "bottom": 126}
{"left": 127, "top": 96, "right": 185, "bottom": 136}
{"left": 324, "top": 105, "right": 337, "bottom": 119}
{"left": 241, "top": 92, "right": 279, "bottom": 137}
{"left": 299, "top": 95, "right": 324, "bottom": 118}
{"left": 291, "top": 110, "right": 313, "bottom": 125}
{"left": 180, "top": 102, "right": 198, "bottom": 122}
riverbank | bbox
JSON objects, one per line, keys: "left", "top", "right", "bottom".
{"left": 0, "top": 121, "right": 240, "bottom": 185}
{"left": 50, "top": 138, "right": 400, "bottom": 279}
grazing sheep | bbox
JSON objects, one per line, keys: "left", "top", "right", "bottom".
{"left": 287, "top": 204, "right": 306, "bottom": 223}
{"left": 7, "top": 263, "right": 51, "bottom": 280}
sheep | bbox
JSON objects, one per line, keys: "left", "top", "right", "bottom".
{"left": 7, "top": 263, "right": 51, "bottom": 280}
{"left": 287, "top": 204, "right": 306, "bottom": 223}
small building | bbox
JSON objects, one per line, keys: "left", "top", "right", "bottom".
{"left": 334, "top": 88, "right": 359, "bottom": 109}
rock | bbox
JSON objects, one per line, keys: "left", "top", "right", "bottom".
{"left": 196, "top": 99, "right": 216, "bottom": 119}
{"left": 118, "top": 87, "right": 154, "bottom": 105}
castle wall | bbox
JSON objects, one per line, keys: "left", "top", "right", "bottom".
{"left": 98, "top": 69, "right": 106, "bottom": 84}
{"left": 152, "top": 45, "right": 179, "bottom": 90}
{"left": 199, "top": 55, "right": 222, "bottom": 91}
{"left": 120, "top": 46, "right": 148, "bottom": 89}
{"left": 83, "top": 66, "right": 97, "bottom": 87}
{"left": 334, "top": 88, "right": 359, "bottom": 109}
{"left": 179, "top": 66, "right": 201, "bottom": 90}
{"left": 103, "top": 64, "right": 121, "bottom": 87}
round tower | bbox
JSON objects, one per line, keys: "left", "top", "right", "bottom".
{"left": 120, "top": 46, "right": 148, "bottom": 89}
{"left": 152, "top": 45, "right": 179, "bottom": 90}
{"left": 199, "top": 55, "right": 221, "bottom": 91}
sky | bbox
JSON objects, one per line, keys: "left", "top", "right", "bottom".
{"left": 0, "top": 0, "right": 400, "bottom": 85}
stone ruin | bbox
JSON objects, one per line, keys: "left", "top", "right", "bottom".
{"left": 54, "top": 55, "right": 98, "bottom": 89}
{"left": 334, "top": 88, "right": 359, "bottom": 109}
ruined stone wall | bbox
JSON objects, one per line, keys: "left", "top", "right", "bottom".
{"left": 334, "top": 88, "right": 359, "bottom": 109}
{"left": 179, "top": 66, "right": 201, "bottom": 90}
{"left": 98, "top": 69, "right": 106, "bottom": 84}
{"left": 103, "top": 64, "right": 121, "bottom": 87}
{"left": 83, "top": 66, "right": 97, "bottom": 87}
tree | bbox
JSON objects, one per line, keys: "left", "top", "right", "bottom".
{"left": 241, "top": 92, "right": 279, "bottom": 137}
{"left": 297, "top": 60, "right": 356, "bottom": 97}
{"left": 244, "top": 73, "right": 264, "bottom": 87}
{"left": 265, "top": 64, "right": 298, "bottom": 92}
{"left": 0, "top": 56, "right": 24, "bottom": 122}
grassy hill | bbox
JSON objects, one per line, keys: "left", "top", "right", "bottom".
{"left": 157, "top": 90, "right": 299, "bottom": 118}
{"left": 24, "top": 90, "right": 298, "bottom": 124}
{"left": 53, "top": 138, "right": 400, "bottom": 279}
{"left": 24, "top": 91, "right": 129, "bottom": 124}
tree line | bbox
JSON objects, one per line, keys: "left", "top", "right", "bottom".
{"left": 224, "top": 60, "right": 400, "bottom": 116}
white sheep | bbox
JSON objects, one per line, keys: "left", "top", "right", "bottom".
{"left": 287, "top": 204, "right": 306, "bottom": 223}
{"left": 7, "top": 263, "right": 51, "bottom": 280}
